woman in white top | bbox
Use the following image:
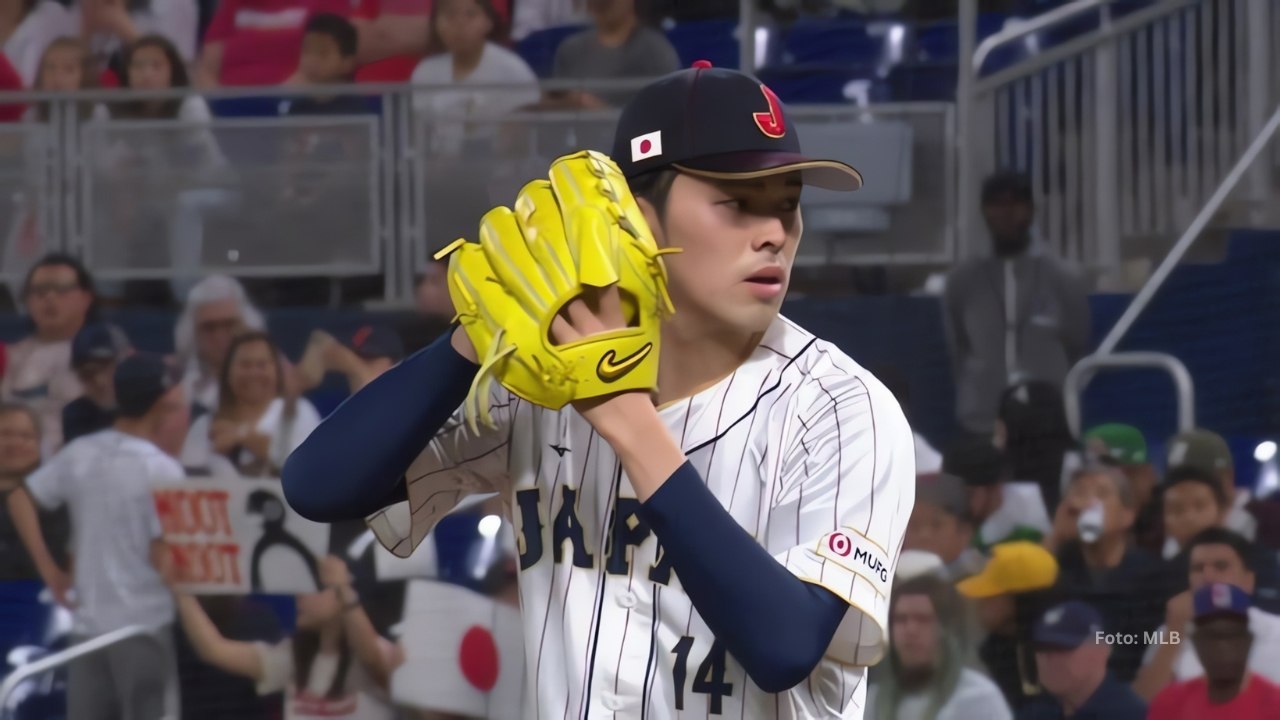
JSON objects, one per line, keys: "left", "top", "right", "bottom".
{"left": 169, "top": 554, "right": 402, "bottom": 720}
{"left": 410, "top": 0, "right": 540, "bottom": 156}
{"left": 868, "top": 574, "right": 1012, "bottom": 720}
{"left": 182, "top": 331, "right": 320, "bottom": 477}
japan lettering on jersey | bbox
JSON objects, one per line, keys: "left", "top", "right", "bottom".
{"left": 367, "top": 315, "right": 916, "bottom": 719}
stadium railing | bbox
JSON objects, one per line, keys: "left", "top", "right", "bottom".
{"left": 957, "top": 0, "right": 1276, "bottom": 271}
{"left": 0, "top": 79, "right": 955, "bottom": 303}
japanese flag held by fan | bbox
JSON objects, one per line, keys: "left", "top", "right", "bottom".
{"left": 392, "top": 580, "right": 524, "bottom": 718}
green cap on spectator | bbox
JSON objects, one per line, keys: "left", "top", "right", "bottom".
{"left": 1167, "top": 429, "right": 1233, "bottom": 476}
{"left": 1083, "top": 423, "right": 1148, "bottom": 465}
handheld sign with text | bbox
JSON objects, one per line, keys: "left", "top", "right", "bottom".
{"left": 154, "top": 479, "right": 329, "bottom": 594}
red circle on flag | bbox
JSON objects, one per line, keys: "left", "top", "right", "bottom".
{"left": 639, "top": 139, "right": 652, "bottom": 154}
{"left": 459, "top": 626, "right": 500, "bottom": 691}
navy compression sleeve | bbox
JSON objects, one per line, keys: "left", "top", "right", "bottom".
{"left": 638, "top": 461, "right": 849, "bottom": 693}
{"left": 282, "top": 331, "right": 478, "bottom": 522}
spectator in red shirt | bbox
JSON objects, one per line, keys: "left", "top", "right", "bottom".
{"left": 196, "top": 0, "right": 368, "bottom": 86}
{"left": 1147, "top": 582, "right": 1280, "bottom": 719}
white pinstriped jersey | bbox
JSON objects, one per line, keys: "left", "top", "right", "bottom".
{"left": 367, "top": 315, "right": 916, "bottom": 719}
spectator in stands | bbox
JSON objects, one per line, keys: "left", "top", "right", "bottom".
{"left": 61, "top": 322, "right": 131, "bottom": 444}
{"left": 2, "top": 253, "right": 96, "bottom": 457}
{"left": 1161, "top": 464, "right": 1230, "bottom": 561}
{"left": 197, "top": 0, "right": 366, "bottom": 87}
{"left": 411, "top": 0, "right": 539, "bottom": 156}
{"left": 7, "top": 354, "right": 187, "bottom": 719}
{"left": 181, "top": 331, "right": 320, "bottom": 477}
{"left": 1134, "top": 528, "right": 1280, "bottom": 700}
{"left": 167, "top": 553, "right": 403, "bottom": 718}
{"left": 1048, "top": 464, "right": 1164, "bottom": 682}
{"left": 511, "top": 0, "right": 587, "bottom": 41}
{"left": 0, "top": 0, "right": 76, "bottom": 86}
{"left": 1083, "top": 423, "right": 1162, "bottom": 554}
{"left": 0, "top": 403, "right": 67, "bottom": 580}
{"left": 943, "top": 171, "right": 1090, "bottom": 436}
{"left": 868, "top": 573, "right": 1011, "bottom": 720}
{"left": 944, "top": 436, "right": 1051, "bottom": 551}
{"left": 175, "top": 275, "right": 268, "bottom": 418}
{"left": 298, "top": 325, "right": 404, "bottom": 395}
{"left": 1146, "top": 583, "right": 1280, "bottom": 720}
{"left": 78, "top": 0, "right": 199, "bottom": 71}
{"left": 547, "top": 0, "right": 679, "bottom": 108}
{"left": 116, "top": 34, "right": 216, "bottom": 126}
{"left": 996, "top": 380, "right": 1080, "bottom": 515}
{"left": 283, "top": 13, "right": 369, "bottom": 115}
{"left": 1165, "top": 429, "right": 1255, "bottom": 542}
{"left": 27, "top": 37, "right": 107, "bottom": 121}
{"left": 905, "top": 472, "right": 985, "bottom": 581}
{"left": 957, "top": 541, "right": 1062, "bottom": 710}
{"left": 1017, "top": 600, "right": 1146, "bottom": 720}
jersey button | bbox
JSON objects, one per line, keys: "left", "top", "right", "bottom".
{"left": 617, "top": 591, "right": 638, "bottom": 608}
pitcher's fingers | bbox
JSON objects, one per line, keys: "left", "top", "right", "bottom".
{"left": 478, "top": 206, "right": 553, "bottom": 315}
{"left": 565, "top": 296, "right": 609, "bottom": 336}
{"left": 550, "top": 315, "right": 580, "bottom": 346}
{"left": 597, "top": 285, "right": 627, "bottom": 330}
{"left": 514, "top": 180, "right": 577, "bottom": 296}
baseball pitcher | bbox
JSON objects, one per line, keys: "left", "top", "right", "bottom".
{"left": 284, "top": 61, "right": 916, "bottom": 719}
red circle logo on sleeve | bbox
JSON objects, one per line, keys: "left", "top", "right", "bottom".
{"left": 459, "top": 625, "right": 500, "bottom": 691}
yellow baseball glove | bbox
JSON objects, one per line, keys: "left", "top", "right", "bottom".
{"left": 436, "top": 150, "right": 679, "bottom": 431}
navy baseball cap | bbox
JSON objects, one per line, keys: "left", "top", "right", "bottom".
{"left": 344, "top": 324, "right": 404, "bottom": 362}
{"left": 1194, "top": 582, "right": 1251, "bottom": 623}
{"left": 1032, "top": 601, "right": 1104, "bottom": 650}
{"left": 71, "top": 323, "right": 131, "bottom": 369}
{"left": 611, "top": 60, "right": 862, "bottom": 191}
{"left": 114, "top": 353, "right": 180, "bottom": 418}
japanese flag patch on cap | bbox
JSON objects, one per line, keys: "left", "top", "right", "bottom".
{"left": 630, "top": 131, "right": 662, "bottom": 162}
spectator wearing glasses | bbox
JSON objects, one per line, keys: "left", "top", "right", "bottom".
{"left": 174, "top": 275, "right": 267, "bottom": 419}
{"left": 3, "top": 253, "right": 97, "bottom": 457}
{"left": 6, "top": 354, "right": 188, "bottom": 719}
{"left": 1147, "top": 583, "right": 1280, "bottom": 720}
{"left": 61, "top": 322, "right": 131, "bottom": 444}
{"left": 1017, "top": 601, "right": 1146, "bottom": 719}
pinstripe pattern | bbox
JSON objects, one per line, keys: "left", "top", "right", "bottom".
{"left": 366, "top": 315, "right": 916, "bottom": 719}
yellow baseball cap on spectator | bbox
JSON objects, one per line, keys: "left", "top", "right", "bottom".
{"left": 956, "top": 541, "right": 1059, "bottom": 599}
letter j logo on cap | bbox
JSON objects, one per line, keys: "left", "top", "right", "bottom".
{"left": 631, "top": 131, "right": 662, "bottom": 162}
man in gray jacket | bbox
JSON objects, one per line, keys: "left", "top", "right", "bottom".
{"left": 944, "top": 172, "right": 1091, "bottom": 434}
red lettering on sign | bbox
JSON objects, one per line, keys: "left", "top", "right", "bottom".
{"left": 154, "top": 490, "right": 233, "bottom": 538}
{"left": 168, "top": 542, "right": 242, "bottom": 586}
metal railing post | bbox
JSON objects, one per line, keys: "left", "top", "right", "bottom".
{"left": 0, "top": 623, "right": 162, "bottom": 713}
{"left": 738, "top": 0, "right": 757, "bottom": 74}
{"left": 956, "top": 0, "right": 978, "bottom": 260}
{"left": 1092, "top": 5, "right": 1122, "bottom": 271}
{"left": 1063, "top": 352, "right": 1196, "bottom": 437}
{"left": 1244, "top": 0, "right": 1272, "bottom": 221}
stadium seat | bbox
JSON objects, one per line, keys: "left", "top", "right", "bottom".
{"left": 916, "top": 13, "right": 1011, "bottom": 63}
{"left": 781, "top": 17, "right": 886, "bottom": 66}
{"left": 516, "top": 24, "right": 589, "bottom": 78}
{"left": 887, "top": 62, "right": 957, "bottom": 102}
{"left": 664, "top": 18, "right": 740, "bottom": 69}
{"left": 756, "top": 64, "right": 888, "bottom": 105}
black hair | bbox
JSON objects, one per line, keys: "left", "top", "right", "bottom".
{"left": 23, "top": 252, "right": 95, "bottom": 297}
{"left": 1185, "top": 527, "right": 1256, "bottom": 572}
{"left": 942, "top": 436, "right": 1007, "bottom": 488}
{"left": 426, "top": 0, "right": 508, "bottom": 55}
{"left": 305, "top": 13, "right": 359, "bottom": 58}
{"left": 1164, "top": 464, "right": 1228, "bottom": 507}
{"left": 117, "top": 35, "right": 190, "bottom": 120}
{"left": 292, "top": 626, "right": 354, "bottom": 700}
{"left": 999, "top": 380, "right": 1077, "bottom": 513}
{"left": 982, "top": 171, "right": 1033, "bottom": 206}
{"left": 627, "top": 168, "right": 679, "bottom": 225}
